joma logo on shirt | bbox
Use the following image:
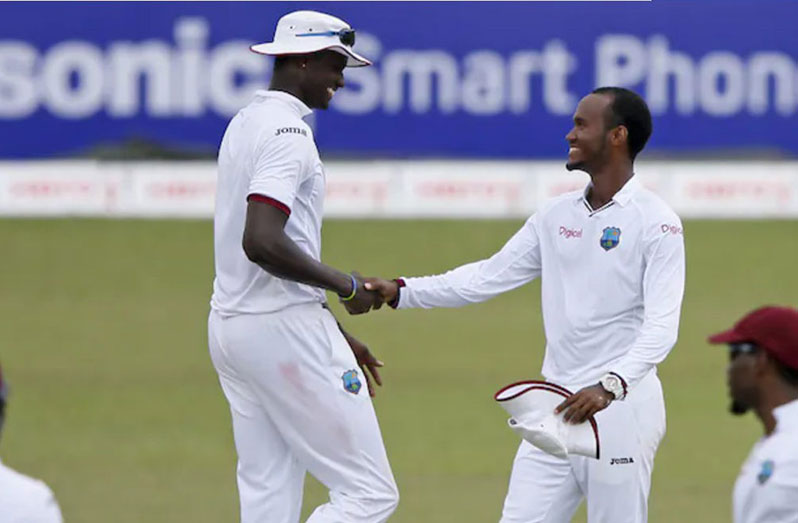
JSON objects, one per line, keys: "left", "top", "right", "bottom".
{"left": 275, "top": 127, "right": 307, "bottom": 137}
{"left": 610, "top": 457, "right": 635, "bottom": 465}
{"left": 559, "top": 226, "right": 582, "bottom": 239}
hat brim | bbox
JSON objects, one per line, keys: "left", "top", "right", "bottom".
{"left": 708, "top": 328, "right": 746, "bottom": 344}
{"left": 495, "top": 380, "right": 600, "bottom": 460}
{"left": 494, "top": 380, "right": 574, "bottom": 401}
{"left": 250, "top": 42, "right": 371, "bottom": 67}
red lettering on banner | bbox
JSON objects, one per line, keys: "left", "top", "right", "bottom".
{"left": 415, "top": 181, "right": 520, "bottom": 201}
{"left": 326, "top": 182, "right": 388, "bottom": 201}
{"left": 146, "top": 181, "right": 216, "bottom": 199}
{"left": 686, "top": 181, "right": 791, "bottom": 204}
{"left": 10, "top": 181, "right": 97, "bottom": 198}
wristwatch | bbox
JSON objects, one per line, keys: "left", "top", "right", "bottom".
{"left": 599, "top": 372, "right": 627, "bottom": 401}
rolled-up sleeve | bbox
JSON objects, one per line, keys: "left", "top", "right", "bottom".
{"left": 613, "top": 218, "right": 686, "bottom": 389}
{"left": 398, "top": 215, "right": 542, "bottom": 309}
{"left": 248, "top": 127, "right": 312, "bottom": 212}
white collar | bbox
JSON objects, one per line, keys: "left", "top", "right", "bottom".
{"left": 576, "top": 175, "right": 640, "bottom": 209}
{"left": 255, "top": 89, "right": 313, "bottom": 119}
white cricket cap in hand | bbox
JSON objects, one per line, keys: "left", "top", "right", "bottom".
{"left": 495, "top": 381, "right": 600, "bottom": 460}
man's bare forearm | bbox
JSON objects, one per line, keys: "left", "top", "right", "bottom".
{"left": 248, "top": 231, "right": 352, "bottom": 296}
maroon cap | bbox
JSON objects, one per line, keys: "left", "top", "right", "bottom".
{"left": 708, "top": 306, "right": 798, "bottom": 370}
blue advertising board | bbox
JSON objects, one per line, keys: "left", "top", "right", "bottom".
{"left": 0, "top": 1, "right": 796, "bottom": 158}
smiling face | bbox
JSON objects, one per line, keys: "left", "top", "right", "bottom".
{"left": 565, "top": 93, "right": 616, "bottom": 173}
{"left": 299, "top": 50, "right": 347, "bottom": 110}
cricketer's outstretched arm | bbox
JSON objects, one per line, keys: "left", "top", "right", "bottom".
{"left": 394, "top": 215, "right": 542, "bottom": 309}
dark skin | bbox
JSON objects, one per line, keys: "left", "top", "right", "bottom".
{"left": 565, "top": 93, "right": 634, "bottom": 209}
{"left": 727, "top": 348, "right": 798, "bottom": 436}
{"left": 270, "top": 50, "right": 347, "bottom": 110}
{"left": 243, "top": 205, "right": 380, "bottom": 315}
{"left": 364, "top": 92, "right": 641, "bottom": 421}
{"left": 243, "top": 50, "right": 385, "bottom": 392}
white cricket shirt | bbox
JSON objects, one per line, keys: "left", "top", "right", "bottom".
{"left": 733, "top": 399, "right": 798, "bottom": 523}
{"left": 211, "top": 90, "right": 327, "bottom": 315}
{"left": 0, "top": 458, "right": 63, "bottom": 522}
{"left": 397, "top": 177, "right": 685, "bottom": 389}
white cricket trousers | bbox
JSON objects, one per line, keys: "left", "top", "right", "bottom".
{"left": 208, "top": 304, "right": 399, "bottom": 523}
{"left": 500, "top": 371, "right": 666, "bottom": 523}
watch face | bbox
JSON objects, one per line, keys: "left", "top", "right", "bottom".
{"left": 601, "top": 375, "right": 621, "bottom": 398}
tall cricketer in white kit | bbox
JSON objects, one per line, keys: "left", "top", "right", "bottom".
{"left": 209, "top": 11, "right": 398, "bottom": 523}
{"left": 364, "top": 88, "right": 685, "bottom": 522}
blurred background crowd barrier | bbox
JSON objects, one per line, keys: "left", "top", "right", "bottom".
{"left": 2, "top": 160, "right": 797, "bottom": 218}
{"left": 0, "top": 1, "right": 796, "bottom": 219}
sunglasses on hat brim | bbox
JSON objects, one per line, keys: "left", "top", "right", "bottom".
{"left": 296, "top": 28, "right": 356, "bottom": 48}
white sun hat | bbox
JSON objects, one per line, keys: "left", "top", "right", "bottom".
{"left": 495, "top": 380, "right": 600, "bottom": 460}
{"left": 250, "top": 10, "right": 372, "bottom": 67}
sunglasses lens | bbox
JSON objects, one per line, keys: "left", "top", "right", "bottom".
{"left": 729, "top": 343, "right": 757, "bottom": 359}
{"left": 340, "top": 29, "right": 355, "bottom": 47}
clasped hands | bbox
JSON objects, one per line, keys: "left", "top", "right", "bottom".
{"left": 340, "top": 273, "right": 400, "bottom": 315}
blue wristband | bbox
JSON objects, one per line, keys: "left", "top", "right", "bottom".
{"left": 340, "top": 275, "right": 357, "bottom": 301}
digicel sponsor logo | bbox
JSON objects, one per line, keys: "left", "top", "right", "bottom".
{"left": 661, "top": 224, "right": 683, "bottom": 235}
{"left": 559, "top": 226, "right": 582, "bottom": 239}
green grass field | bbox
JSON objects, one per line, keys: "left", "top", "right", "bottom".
{"left": 1, "top": 218, "right": 797, "bottom": 522}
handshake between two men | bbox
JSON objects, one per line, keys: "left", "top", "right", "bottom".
{"left": 339, "top": 273, "right": 400, "bottom": 315}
